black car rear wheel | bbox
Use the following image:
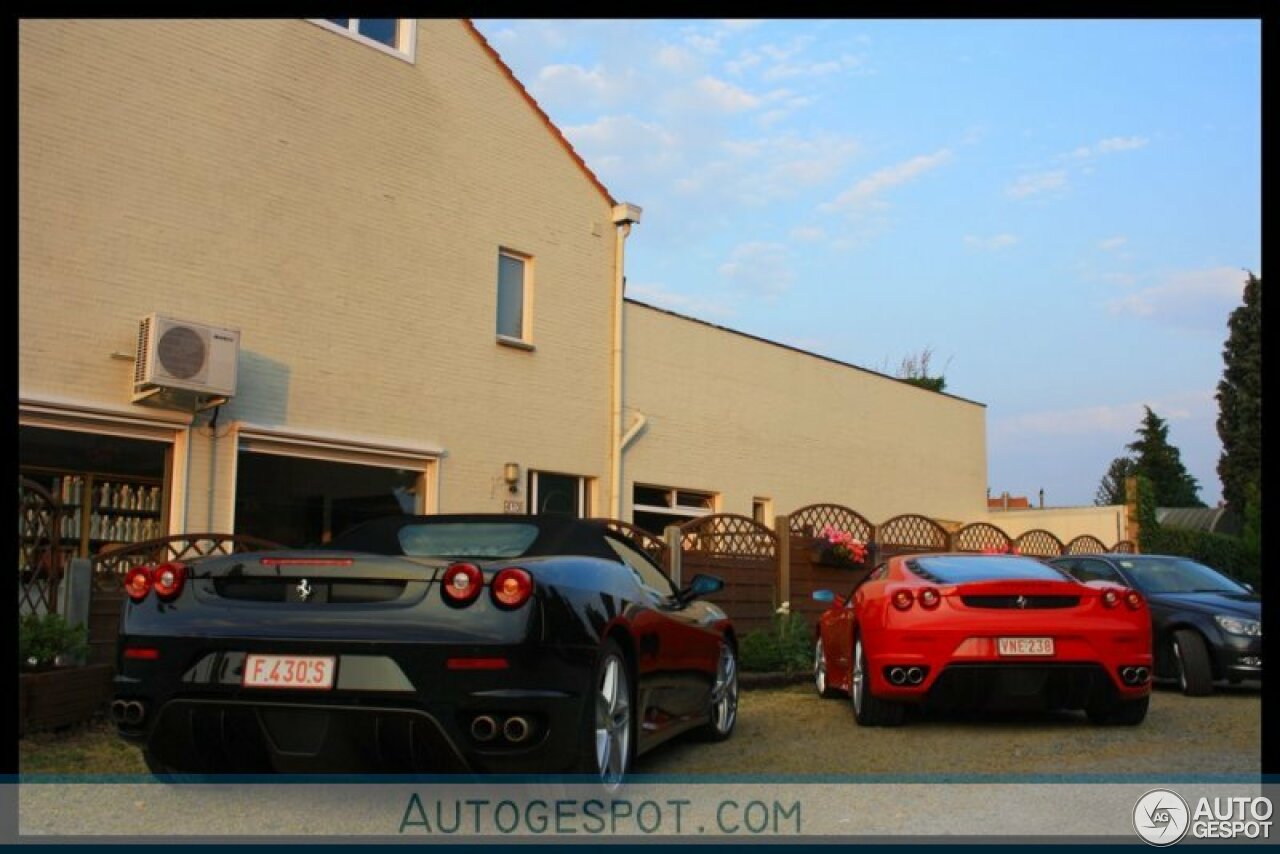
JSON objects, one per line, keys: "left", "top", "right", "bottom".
{"left": 578, "top": 638, "right": 633, "bottom": 789}
{"left": 1171, "top": 629, "right": 1214, "bottom": 696}
{"left": 851, "top": 632, "right": 903, "bottom": 727}
{"left": 697, "top": 641, "right": 738, "bottom": 741}
{"left": 814, "top": 638, "right": 840, "bottom": 699}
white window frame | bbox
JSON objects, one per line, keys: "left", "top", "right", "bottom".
{"left": 529, "top": 471, "right": 591, "bottom": 518}
{"left": 632, "top": 484, "right": 718, "bottom": 521}
{"left": 308, "top": 19, "right": 417, "bottom": 63}
{"left": 496, "top": 248, "right": 534, "bottom": 349}
{"left": 233, "top": 424, "right": 442, "bottom": 526}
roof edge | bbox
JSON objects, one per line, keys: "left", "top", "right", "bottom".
{"left": 624, "top": 298, "right": 987, "bottom": 408}
{"left": 462, "top": 20, "right": 616, "bottom": 208}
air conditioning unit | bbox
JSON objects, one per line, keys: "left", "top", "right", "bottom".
{"left": 132, "top": 314, "right": 240, "bottom": 408}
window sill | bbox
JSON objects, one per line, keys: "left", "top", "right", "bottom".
{"left": 496, "top": 335, "right": 536, "bottom": 352}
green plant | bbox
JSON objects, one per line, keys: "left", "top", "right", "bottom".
{"left": 738, "top": 603, "right": 812, "bottom": 674}
{"left": 18, "top": 613, "right": 88, "bottom": 670}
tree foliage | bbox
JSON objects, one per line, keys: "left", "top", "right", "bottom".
{"left": 1215, "top": 272, "right": 1261, "bottom": 514}
{"left": 1095, "top": 456, "right": 1136, "bottom": 506}
{"left": 1125, "top": 406, "right": 1204, "bottom": 508}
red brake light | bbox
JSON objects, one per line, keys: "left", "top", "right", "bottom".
{"left": 152, "top": 562, "right": 186, "bottom": 600}
{"left": 918, "top": 588, "right": 941, "bottom": 610}
{"left": 492, "top": 567, "right": 533, "bottom": 609}
{"left": 123, "top": 646, "right": 160, "bottom": 660}
{"left": 441, "top": 563, "right": 483, "bottom": 606}
{"left": 891, "top": 589, "right": 914, "bottom": 611}
{"left": 1124, "top": 590, "right": 1143, "bottom": 610}
{"left": 124, "top": 566, "right": 152, "bottom": 602}
{"left": 1101, "top": 589, "right": 1120, "bottom": 608}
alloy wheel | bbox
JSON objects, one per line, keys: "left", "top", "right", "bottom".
{"left": 594, "top": 654, "right": 631, "bottom": 790}
{"left": 709, "top": 643, "right": 738, "bottom": 735}
{"left": 814, "top": 640, "right": 827, "bottom": 695}
{"left": 852, "top": 637, "right": 865, "bottom": 714}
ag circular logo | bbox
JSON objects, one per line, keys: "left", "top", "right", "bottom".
{"left": 1134, "top": 789, "right": 1190, "bottom": 846}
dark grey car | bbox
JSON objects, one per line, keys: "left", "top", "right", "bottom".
{"left": 1048, "top": 554, "right": 1260, "bottom": 696}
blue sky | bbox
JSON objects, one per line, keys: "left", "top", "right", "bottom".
{"left": 473, "top": 19, "right": 1262, "bottom": 508}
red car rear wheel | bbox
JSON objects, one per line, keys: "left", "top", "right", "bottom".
{"left": 851, "top": 632, "right": 904, "bottom": 727}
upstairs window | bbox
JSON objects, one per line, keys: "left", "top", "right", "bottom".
{"left": 632, "top": 484, "right": 716, "bottom": 536}
{"left": 311, "top": 19, "right": 416, "bottom": 62}
{"left": 496, "top": 249, "right": 533, "bottom": 347}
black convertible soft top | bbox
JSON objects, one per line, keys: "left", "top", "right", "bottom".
{"left": 326, "top": 514, "right": 626, "bottom": 560}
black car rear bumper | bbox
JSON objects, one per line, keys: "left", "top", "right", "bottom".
{"left": 114, "top": 639, "right": 595, "bottom": 774}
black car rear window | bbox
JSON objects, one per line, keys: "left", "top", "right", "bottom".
{"left": 397, "top": 523, "right": 540, "bottom": 558}
{"left": 909, "top": 555, "right": 1071, "bottom": 584}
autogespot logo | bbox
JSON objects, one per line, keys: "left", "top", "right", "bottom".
{"left": 1134, "top": 789, "right": 1190, "bottom": 846}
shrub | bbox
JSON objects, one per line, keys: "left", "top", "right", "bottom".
{"left": 1139, "top": 526, "right": 1261, "bottom": 591}
{"left": 739, "top": 606, "right": 812, "bottom": 674}
{"left": 18, "top": 613, "right": 88, "bottom": 670}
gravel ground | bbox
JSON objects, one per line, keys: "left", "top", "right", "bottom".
{"left": 635, "top": 682, "right": 1263, "bottom": 776}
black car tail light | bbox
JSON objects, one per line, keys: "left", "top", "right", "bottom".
{"left": 918, "top": 588, "right": 941, "bottom": 610}
{"left": 441, "top": 563, "right": 483, "bottom": 606}
{"left": 891, "top": 589, "right": 914, "bottom": 611}
{"left": 492, "top": 567, "right": 533, "bottom": 609}
{"left": 1101, "top": 589, "right": 1120, "bottom": 609}
{"left": 1124, "top": 590, "right": 1143, "bottom": 610}
{"left": 152, "top": 562, "right": 187, "bottom": 601}
{"left": 123, "top": 646, "right": 160, "bottom": 660}
{"left": 124, "top": 566, "right": 152, "bottom": 602}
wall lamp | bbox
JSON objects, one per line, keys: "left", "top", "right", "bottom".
{"left": 503, "top": 463, "right": 521, "bottom": 493}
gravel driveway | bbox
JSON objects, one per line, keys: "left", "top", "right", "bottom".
{"left": 635, "top": 683, "right": 1263, "bottom": 776}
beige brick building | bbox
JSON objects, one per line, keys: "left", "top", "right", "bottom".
{"left": 18, "top": 19, "right": 1120, "bottom": 552}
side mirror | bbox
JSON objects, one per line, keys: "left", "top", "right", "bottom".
{"left": 812, "top": 589, "right": 835, "bottom": 603}
{"left": 679, "top": 573, "right": 724, "bottom": 603}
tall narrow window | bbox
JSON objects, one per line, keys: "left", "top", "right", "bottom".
{"left": 496, "top": 250, "right": 531, "bottom": 344}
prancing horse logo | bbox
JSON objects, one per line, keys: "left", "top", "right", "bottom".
{"left": 1015, "top": 595, "right": 1028, "bottom": 609}
{"left": 297, "top": 578, "right": 313, "bottom": 601}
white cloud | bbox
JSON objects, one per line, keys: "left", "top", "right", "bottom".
{"left": 655, "top": 44, "right": 698, "bottom": 75}
{"left": 790, "top": 225, "right": 827, "bottom": 242}
{"left": 1106, "top": 266, "right": 1249, "bottom": 331}
{"left": 692, "top": 76, "right": 761, "bottom": 112}
{"left": 1006, "top": 170, "right": 1068, "bottom": 199}
{"left": 822, "top": 149, "right": 953, "bottom": 213}
{"left": 533, "top": 63, "right": 626, "bottom": 107}
{"left": 963, "top": 233, "right": 1019, "bottom": 251}
{"left": 992, "top": 391, "right": 1214, "bottom": 439}
{"left": 1064, "top": 136, "right": 1149, "bottom": 160}
{"left": 718, "top": 242, "right": 795, "bottom": 296}
{"left": 1098, "top": 236, "right": 1128, "bottom": 252}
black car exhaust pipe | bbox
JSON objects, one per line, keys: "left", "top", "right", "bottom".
{"left": 120, "top": 701, "right": 145, "bottom": 725}
{"left": 503, "top": 716, "right": 532, "bottom": 744}
{"left": 905, "top": 667, "right": 924, "bottom": 685}
{"left": 471, "top": 715, "right": 498, "bottom": 742}
{"left": 110, "top": 700, "right": 128, "bottom": 723}
{"left": 888, "top": 667, "right": 907, "bottom": 685}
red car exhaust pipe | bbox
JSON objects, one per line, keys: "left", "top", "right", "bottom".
{"left": 906, "top": 667, "right": 924, "bottom": 685}
{"left": 1121, "top": 667, "right": 1136, "bottom": 684}
{"left": 1135, "top": 667, "right": 1149, "bottom": 683}
{"left": 888, "top": 667, "right": 907, "bottom": 685}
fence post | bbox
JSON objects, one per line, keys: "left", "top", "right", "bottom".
{"left": 664, "top": 525, "right": 683, "bottom": 586}
{"left": 775, "top": 514, "right": 790, "bottom": 608}
{"left": 61, "top": 557, "right": 93, "bottom": 664}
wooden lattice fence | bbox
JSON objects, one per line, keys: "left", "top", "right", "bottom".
{"left": 679, "top": 514, "right": 778, "bottom": 632}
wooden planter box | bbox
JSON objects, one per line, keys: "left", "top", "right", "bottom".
{"left": 18, "top": 663, "right": 115, "bottom": 737}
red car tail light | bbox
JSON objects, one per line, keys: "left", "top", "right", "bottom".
{"left": 891, "top": 589, "right": 914, "bottom": 611}
{"left": 152, "top": 562, "right": 186, "bottom": 600}
{"left": 492, "top": 567, "right": 533, "bottom": 609}
{"left": 1101, "top": 589, "right": 1120, "bottom": 609}
{"left": 441, "top": 563, "right": 483, "bottom": 606}
{"left": 1124, "top": 590, "right": 1143, "bottom": 610}
{"left": 124, "top": 566, "right": 152, "bottom": 602}
{"left": 918, "top": 588, "right": 941, "bottom": 610}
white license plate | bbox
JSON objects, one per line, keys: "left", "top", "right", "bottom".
{"left": 242, "top": 654, "right": 336, "bottom": 690}
{"left": 997, "top": 637, "right": 1055, "bottom": 657}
